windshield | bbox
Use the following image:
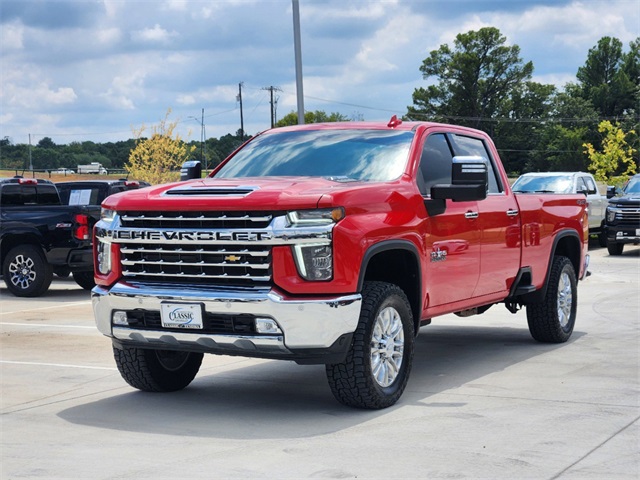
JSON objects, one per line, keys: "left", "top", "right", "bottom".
{"left": 214, "top": 129, "right": 414, "bottom": 182}
{"left": 512, "top": 175, "right": 573, "bottom": 193}
{"left": 623, "top": 176, "right": 640, "bottom": 194}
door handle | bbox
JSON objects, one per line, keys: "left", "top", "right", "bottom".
{"left": 506, "top": 209, "right": 519, "bottom": 217}
{"left": 465, "top": 211, "right": 479, "bottom": 219}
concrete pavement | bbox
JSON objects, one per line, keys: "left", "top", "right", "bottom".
{"left": 1, "top": 244, "right": 638, "bottom": 479}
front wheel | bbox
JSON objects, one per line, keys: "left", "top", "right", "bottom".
{"left": 113, "top": 345, "right": 203, "bottom": 392}
{"left": 72, "top": 271, "right": 95, "bottom": 290}
{"left": 526, "top": 256, "right": 577, "bottom": 343}
{"left": 607, "top": 241, "right": 624, "bottom": 255}
{"left": 2, "top": 245, "right": 53, "bottom": 297}
{"left": 326, "top": 281, "right": 415, "bottom": 409}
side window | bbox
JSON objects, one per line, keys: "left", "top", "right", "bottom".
{"left": 418, "top": 133, "right": 453, "bottom": 195}
{"left": 584, "top": 176, "right": 598, "bottom": 195}
{"left": 576, "top": 177, "right": 587, "bottom": 193}
{"left": 450, "top": 135, "right": 502, "bottom": 194}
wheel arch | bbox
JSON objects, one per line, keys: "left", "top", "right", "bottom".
{"left": 527, "top": 230, "right": 582, "bottom": 302}
{"left": 1, "top": 233, "right": 44, "bottom": 267}
{"left": 357, "top": 240, "right": 422, "bottom": 335}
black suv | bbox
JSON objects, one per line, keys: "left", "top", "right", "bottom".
{"left": 605, "top": 174, "right": 640, "bottom": 255}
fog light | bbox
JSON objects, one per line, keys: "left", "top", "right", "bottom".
{"left": 255, "top": 318, "right": 282, "bottom": 334}
{"left": 113, "top": 311, "right": 129, "bottom": 326}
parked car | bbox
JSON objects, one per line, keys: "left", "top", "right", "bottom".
{"left": 512, "top": 172, "right": 607, "bottom": 245}
{"left": 604, "top": 173, "right": 640, "bottom": 255}
{"left": 54, "top": 168, "right": 75, "bottom": 175}
{"left": 0, "top": 177, "right": 100, "bottom": 296}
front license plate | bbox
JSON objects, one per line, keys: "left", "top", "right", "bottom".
{"left": 636, "top": 229, "right": 640, "bottom": 236}
{"left": 160, "top": 303, "right": 204, "bottom": 330}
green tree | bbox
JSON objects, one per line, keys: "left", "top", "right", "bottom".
{"left": 584, "top": 121, "right": 637, "bottom": 181}
{"left": 126, "top": 109, "right": 196, "bottom": 184}
{"left": 494, "top": 81, "right": 556, "bottom": 173}
{"left": 407, "top": 27, "right": 534, "bottom": 129}
{"left": 576, "top": 36, "right": 640, "bottom": 117}
{"left": 276, "top": 110, "right": 349, "bottom": 127}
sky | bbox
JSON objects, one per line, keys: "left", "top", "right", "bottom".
{"left": 1, "top": 0, "right": 639, "bottom": 146}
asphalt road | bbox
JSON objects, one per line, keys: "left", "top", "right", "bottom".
{"left": 1, "top": 244, "right": 639, "bottom": 480}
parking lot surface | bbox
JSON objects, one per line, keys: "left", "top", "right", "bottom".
{"left": 1, "top": 244, "right": 639, "bottom": 479}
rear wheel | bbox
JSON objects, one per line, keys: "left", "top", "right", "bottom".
{"left": 526, "top": 256, "right": 576, "bottom": 343}
{"left": 2, "top": 245, "right": 53, "bottom": 297}
{"left": 72, "top": 271, "right": 95, "bottom": 290}
{"left": 607, "top": 241, "right": 624, "bottom": 255}
{"left": 326, "top": 281, "right": 414, "bottom": 409}
{"left": 113, "top": 345, "right": 203, "bottom": 392}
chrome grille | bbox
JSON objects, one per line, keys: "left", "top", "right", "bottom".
{"left": 117, "top": 211, "right": 277, "bottom": 287}
{"left": 614, "top": 209, "right": 640, "bottom": 228}
{"left": 119, "top": 210, "right": 282, "bottom": 229}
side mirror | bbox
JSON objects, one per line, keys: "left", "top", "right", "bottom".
{"left": 606, "top": 185, "right": 617, "bottom": 199}
{"left": 431, "top": 156, "right": 488, "bottom": 202}
{"left": 180, "top": 160, "right": 202, "bottom": 181}
{"left": 424, "top": 156, "right": 488, "bottom": 216}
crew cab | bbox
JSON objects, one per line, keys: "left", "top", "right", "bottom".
{"left": 92, "top": 119, "right": 589, "bottom": 409}
{"left": 604, "top": 173, "right": 640, "bottom": 255}
{"left": 0, "top": 177, "right": 100, "bottom": 296}
{"left": 512, "top": 171, "right": 606, "bottom": 245}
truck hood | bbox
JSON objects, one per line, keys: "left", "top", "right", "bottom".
{"left": 608, "top": 193, "right": 640, "bottom": 208}
{"left": 102, "top": 176, "right": 370, "bottom": 211}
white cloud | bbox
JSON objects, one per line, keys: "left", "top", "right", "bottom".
{"left": 131, "top": 24, "right": 178, "bottom": 44}
{"left": 1, "top": 22, "right": 24, "bottom": 50}
{"left": 96, "top": 27, "right": 122, "bottom": 45}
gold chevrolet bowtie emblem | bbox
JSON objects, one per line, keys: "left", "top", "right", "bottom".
{"left": 225, "top": 255, "right": 241, "bottom": 262}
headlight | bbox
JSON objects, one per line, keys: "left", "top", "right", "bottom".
{"left": 606, "top": 208, "right": 617, "bottom": 223}
{"left": 287, "top": 207, "right": 344, "bottom": 226}
{"left": 101, "top": 208, "right": 116, "bottom": 223}
{"left": 293, "top": 243, "right": 333, "bottom": 281}
{"left": 96, "top": 238, "right": 112, "bottom": 275}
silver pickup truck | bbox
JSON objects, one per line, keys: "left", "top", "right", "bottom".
{"left": 512, "top": 171, "right": 607, "bottom": 245}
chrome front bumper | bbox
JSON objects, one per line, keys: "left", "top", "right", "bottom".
{"left": 92, "top": 282, "right": 362, "bottom": 364}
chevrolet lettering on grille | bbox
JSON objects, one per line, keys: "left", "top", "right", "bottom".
{"left": 113, "top": 230, "right": 274, "bottom": 242}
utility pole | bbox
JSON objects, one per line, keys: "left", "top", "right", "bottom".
{"left": 188, "top": 110, "right": 207, "bottom": 172}
{"left": 262, "top": 86, "right": 282, "bottom": 128}
{"left": 292, "top": 0, "right": 305, "bottom": 124}
{"left": 28, "top": 134, "right": 33, "bottom": 172}
{"left": 237, "top": 82, "right": 244, "bottom": 140}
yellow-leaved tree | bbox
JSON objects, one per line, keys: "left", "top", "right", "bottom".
{"left": 583, "top": 121, "right": 637, "bottom": 183}
{"left": 126, "top": 109, "right": 196, "bottom": 184}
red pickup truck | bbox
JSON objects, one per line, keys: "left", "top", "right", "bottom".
{"left": 92, "top": 118, "right": 589, "bottom": 409}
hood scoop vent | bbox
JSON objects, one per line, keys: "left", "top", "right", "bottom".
{"left": 165, "top": 186, "right": 257, "bottom": 197}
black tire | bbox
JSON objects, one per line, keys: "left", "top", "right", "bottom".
{"left": 113, "top": 345, "right": 203, "bottom": 392}
{"left": 54, "top": 267, "right": 70, "bottom": 278}
{"left": 326, "top": 281, "right": 415, "bottom": 409}
{"left": 2, "top": 245, "right": 53, "bottom": 297}
{"left": 598, "top": 224, "right": 607, "bottom": 248}
{"left": 607, "top": 241, "right": 624, "bottom": 255}
{"left": 526, "top": 256, "right": 577, "bottom": 343}
{"left": 72, "top": 271, "right": 95, "bottom": 290}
